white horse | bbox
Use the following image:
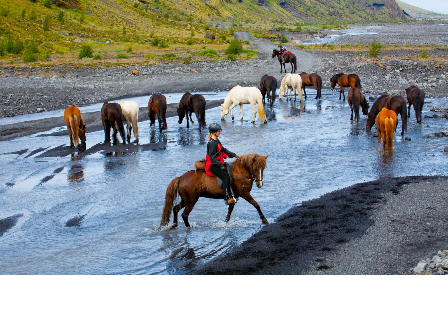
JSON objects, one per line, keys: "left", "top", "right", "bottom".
{"left": 119, "top": 100, "right": 139, "bottom": 143}
{"left": 220, "top": 85, "right": 267, "bottom": 123}
{"left": 279, "top": 74, "right": 303, "bottom": 102}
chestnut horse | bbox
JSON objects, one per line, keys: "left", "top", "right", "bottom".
{"left": 160, "top": 153, "right": 269, "bottom": 228}
{"left": 260, "top": 74, "right": 278, "bottom": 107}
{"left": 405, "top": 85, "right": 425, "bottom": 123}
{"left": 376, "top": 108, "right": 397, "bottom": 156}
{"left": 299, "top": 72, "right": 322, "bottom": 99}
{"left": 148, "top": 94, "right": 167, "bottom": 131}
{"left": 330, "top": 73, "right": 361, "bottom": 101}
{"left": 271, "top": 49, "right": 297, "bottom": 73}
{"left": 64, "top": 104, "right": 86, "bottom": 149}
{"left": 347, "top": 87, "right": 369, "bottom": 121}
{"left": 366, "top": 95, "right": 407, "bottom": 136}
{"left": 101, "top": 102, "right": 126, "bottom": 144}
{"left": 177, "top": 92, "right": 207, "bottom": 130}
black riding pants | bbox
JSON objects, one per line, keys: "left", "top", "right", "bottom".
{"left": 210, "top": 165, "right": 232, "bottom": 200}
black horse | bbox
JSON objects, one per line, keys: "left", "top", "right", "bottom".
{"left": 260, "top": 75, "right": 278, "bottom": 108}
{"left": 177, "top": 92, "right": 207, "bottom": 131}
{"left": 272, "top": 49, "right": 297, "bottom": 73}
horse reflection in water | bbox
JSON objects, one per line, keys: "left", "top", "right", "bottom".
{"left": 177, "top": 127, "right": 207, "bottom": 147}
{"left": 149, "top": 128, "right": 167, "bottom": 149}
{"left": 68, "top": 165, "right": 84, "bottom": 183}
{"left": 160, "top": 154, "right": 269, "bottom": 228}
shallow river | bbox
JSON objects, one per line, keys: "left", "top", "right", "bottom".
{"left": 0, "top": 90, "right": 447, "bottom": 274}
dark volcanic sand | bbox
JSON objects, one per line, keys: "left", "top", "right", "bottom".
{"left": 196, "top": 176, "right": 448, "bottom": 275}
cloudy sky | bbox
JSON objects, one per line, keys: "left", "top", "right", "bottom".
{"left": 400, "top": 0, "right": 448, "bottom": 14}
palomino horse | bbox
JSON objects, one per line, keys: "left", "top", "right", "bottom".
{"left": 376, "top": 108, "right": 397, "bottom": 156}
{"left": 347, "top": 87, "right": 369, "bottom": 121}
{"left": 330, "top": 73, "right": 361, "bottom": 101}
{"left": 366, "top": 95, "right": 407, "bottom": 136}
{"left": 260, "top": 74, "right": 278, "bottom": 108}
{"left": 177, "top": 92, "right": 207, "bottom": 130}
{"left": 148, "top": 94, "right": 167, "bottom": 131}
{"left": 220, "top": 85, "right": 267, "bottom": 123}
{"left": 64, "top": 105, "right": 86, "bottom": 149}
{"left": 405, "top": 85, "right": 425, "bottom": 123}
{"left": 271, "top": 49, "right": 297, "bottom": 73}
{"left": 160, "top": 153, "right": 269, "bottom": 228}
{"left": 119, "top": 100, "right": 139, "bottom": 143}
{"left": 299, "top": 72, "right": 322, "bottom": 99}
{"left": 279, "top": 73, "right": 303, "bottom": 102}
{"left": 101, "top": 102, "right": 126, "bottom": 144}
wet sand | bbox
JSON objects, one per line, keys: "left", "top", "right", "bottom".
{"left": 196, "top": 176, "right": 448, "bottom": 274}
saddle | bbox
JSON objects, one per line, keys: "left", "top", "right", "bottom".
{"left": 194, "top": 159, "right": 234, "bottom": 189}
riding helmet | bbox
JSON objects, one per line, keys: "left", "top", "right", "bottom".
{"left": 208, "top": 123, "right": 222, "bottom": 133}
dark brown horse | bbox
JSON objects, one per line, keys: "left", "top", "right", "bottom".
{"left": 347, "top": 87, "right": 369, "bottom": 121}
{"left": 271, "top": 49, "right": 297, "bottom": 73}
{"left": 299, "top": 72, "right": 322, "bottom": 99}
{"left": 177, "top": 92, "right": 207, "bottom": 130}
{"left": 260, "top": 75, "right": 278, "bottom": 107}
{"left": 101, "top": 102, "right": 126, "bottom": 144}
{"left": 330, "top": 73, "right": 361, "bottom": 101}
{"left": 160, "top": 153, "right": 269, "bottom": 228}
{"left": 148, "top": 94, "right": 167, "bottom": 131}
{"left": 405, "top": 85, "right": 425, "bottom": 124}
{"left": 366, "top": 95, "right": 407, "bottom": 136}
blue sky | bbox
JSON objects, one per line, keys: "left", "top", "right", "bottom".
{"left": 400, "top": 0, "right": 448, "bottom": 14}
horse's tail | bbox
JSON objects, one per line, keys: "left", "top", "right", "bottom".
{"left": 385, "top": 117, "right": 395, "bottom": 155}
{"left": 297, "top": 77, "right": 303, "bottom": 101}
{"left": 400, "top": 101, "right": 407, "bottom": 134}
{"left": 270, "top": 80, "right": 277, "bottom": 106}
{"left": 199, "top": 100, "right": 206, "bottom": 129}
{"left": 69, "top": 113, "right": 79, "bottom": 148}
{"left": 160, "top": 177, "right": 180, "bottom": 226}
{"left": 414, "top": 94, "right": 422, "bottom": 122}
{"left": 352, "top": 93, "right": 359, "bottom": 112}
{"left": 257, "top": 96, "right": 267, "bottom": 123}
{"left": 293, "top": 56, "right": 297, "bottom": 73}
{"left": 158, "top": 100, "right": 167, "bottom": 129}
{"left": 317, "top": 75, "right": 322, "bottom": 98}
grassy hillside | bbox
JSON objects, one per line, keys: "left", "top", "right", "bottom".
{"left": 0, "top": 0, "right": 408, "bottom": 67}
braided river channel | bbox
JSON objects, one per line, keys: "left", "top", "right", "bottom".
{"left": 1, "top": 90, "right": 447, "bottom": 274}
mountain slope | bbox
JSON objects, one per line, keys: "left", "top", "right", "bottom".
{"left": 0, "top": 0, "right": 408, "bottom": 66}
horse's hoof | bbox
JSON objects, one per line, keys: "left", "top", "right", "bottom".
{"left": 262, "top": 218, "right": 269, "bottom": 225}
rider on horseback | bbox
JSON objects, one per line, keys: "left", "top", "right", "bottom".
{"left": 278, "top": 45, "right": 286, "bottom": 62}
{"left": 205, "top": 123, "right": 239, "bottom": 205}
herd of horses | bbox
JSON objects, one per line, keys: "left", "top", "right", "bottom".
{"left": 63, "top": 50, "right": 425, "bottom": 228}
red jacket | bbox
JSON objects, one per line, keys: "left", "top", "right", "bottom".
{"left": 205, "top": 144, "right": 228, "bottom": 176}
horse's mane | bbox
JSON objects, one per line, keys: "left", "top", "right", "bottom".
{"left": 330, "top": 73, "right": 344, "bottom": 83}
{"left": 233, "top": 153, "right": 267, "bottom": 172}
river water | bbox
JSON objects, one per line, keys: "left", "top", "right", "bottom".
{"left": 0, "top": 90, "right": 447, "bottom": 274}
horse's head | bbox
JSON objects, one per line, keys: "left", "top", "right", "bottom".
{"left": 271, "top": 49, "right": 278, "bottom": 58}
{"left": 237, "top": 154, "right": 268, "bottom": 188}
{"left": 79, "top": 121, "right": 87, "bottom": 144}
{"left": 361, "top": 98, "right": 370, "bottom": 115}
{"left": 177, "top": 107, "right": 184, "bottom": 124}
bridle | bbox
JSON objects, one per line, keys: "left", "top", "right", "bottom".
{"left": 252, "top": 168, "right": 263, "bottom": 184}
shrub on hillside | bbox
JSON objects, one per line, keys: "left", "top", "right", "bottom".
{"left": 225, "top": 40, "right": 243, "bottom": 56}
{"left": 198, "top": 49, "right": 218, "bottom": 57}
{"left": 79, "top": 45, "right": 93, "bottom": 59}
